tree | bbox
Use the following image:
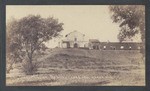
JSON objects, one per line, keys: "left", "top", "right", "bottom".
{"left": 109, "top": 5, "right": 145, "bottom": 55}
{"left": 6, "top": 18, "right": 24, "bottom": 73}
{"left": 109, "top": 5, "right": 145, "bottom": 42}
{"left": 6, "top": 15, "right": 64, "bottom": 74}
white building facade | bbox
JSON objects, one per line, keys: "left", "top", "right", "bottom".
{"left": 60, "top": 30, "right": 88, "bottom": 48}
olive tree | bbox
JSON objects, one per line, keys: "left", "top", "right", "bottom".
{"left": 6, "top": 15, "right": 64, "bottom": 74}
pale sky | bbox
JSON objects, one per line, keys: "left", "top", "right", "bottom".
{"left": 6, "top": 5, "right": 142, "bottom": 48}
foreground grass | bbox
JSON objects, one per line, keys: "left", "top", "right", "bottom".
{"left": 6, "top": 48, "right": 145, "bottom": 86}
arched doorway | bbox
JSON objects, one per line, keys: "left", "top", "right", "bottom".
{"left": 74, "top": 43, "right": 78, "bottom": 48}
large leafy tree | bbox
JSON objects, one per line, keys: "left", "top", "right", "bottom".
{"left": 6, "top": 15, "right": 64, "bottom": 74}
{"left": 109, "top": 5, "right": 145, "bottom": 54}
{"left": 109, "top": 5, "right": 145, "bottom": 42}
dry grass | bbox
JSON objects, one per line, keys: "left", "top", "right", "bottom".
{"left": 6, "top": 48, "right": 145, "bottom": 86}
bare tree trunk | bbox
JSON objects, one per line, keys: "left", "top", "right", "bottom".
{"left": 26, "top": 51, "right": 35, "bottom": 75}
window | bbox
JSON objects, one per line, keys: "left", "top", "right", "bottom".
{"left": 138, "top": 46, "right": 141, "bottom": 49}
{"left": 103, "top": 46, "right": 106, "bottom": 49}
{"left": 129, "top": 46, "right": 132, "bottom": 50}
{"left": 120, "top": 46, "right": 124, "bottom": 49}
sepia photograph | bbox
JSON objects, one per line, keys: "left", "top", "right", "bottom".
{"left": 6, "top": 5, "right": 145, "bottom": 86}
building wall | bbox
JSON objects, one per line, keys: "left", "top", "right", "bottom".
{"left": 61, "top": 31, "right": 87, "bottom": 48}
{"left": 66, "top": 31, "right": 85, "bottom": 42}
{"left": 89, "top": 42, "right": 100, "bottom": 50}
{"left": 61, "top": 31, "right": 143, "bottom": 50}
{"left": 61, "top": 42, "right": 67, "bottom": 48}
{"left": 99, "top": 42, "right": 142, "bottom": 50}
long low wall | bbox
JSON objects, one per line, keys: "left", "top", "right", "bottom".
{"left": 61, "top": 41, "right": 143, "bottom": 50}
{"left": 89, "top": 42, "right": 143, "bottom": 50}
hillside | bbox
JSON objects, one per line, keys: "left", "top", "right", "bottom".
{"left": 38, "top": 48, "right": 143, "bottom": 70}
{"left": 6, "top": 48, "right": 145, "bottom": 86}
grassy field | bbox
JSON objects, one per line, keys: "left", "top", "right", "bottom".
{"left": 6, "top": 48, "right": 145, "bottom": 86}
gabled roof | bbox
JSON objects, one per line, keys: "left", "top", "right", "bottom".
{"left": 65, "top": 30, "right": 85, "bottom": 37}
